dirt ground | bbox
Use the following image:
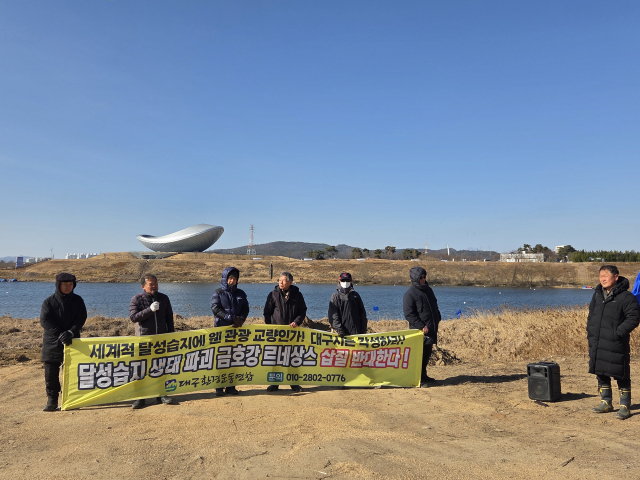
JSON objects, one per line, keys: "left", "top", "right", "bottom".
{"left": 1, "top": 355, "right": 639, "bottom": 479}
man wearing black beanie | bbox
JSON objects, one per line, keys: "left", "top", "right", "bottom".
{"left": 40, "top": 272, "right": 87, "bottom": 411}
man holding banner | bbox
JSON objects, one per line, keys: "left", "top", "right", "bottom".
{"left": 263, "top": 271, "right": 307, "bottom": 392}
{"left": 129, "top": 274, "right": 175, "bottom": 408}
{"left": 211, "top": 267, "right": 249, "bottom": 396}
{"left": 40, "top": 272, "right": 87, "bottom": 411}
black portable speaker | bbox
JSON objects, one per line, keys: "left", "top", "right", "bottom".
{"left": 527, "top": 362, "right": 561, "bottom": 402}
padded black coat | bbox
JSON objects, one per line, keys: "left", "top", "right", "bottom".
{"left": 328, "top": 288, "right": 368, "bottom": 335}
{"left": 587, "top": 276, "right": 640, "bottom": 379}
{"left": 403, "top": 266, "right": 441, "bottom": 345}
{"left": 40, "top": 291, "right": 87, "bottom": 362}
{"left": 264, "top": 285, "right": 307, "bottom": 326}
{"left": 129, "top": 291, "right": 175, "bottom": 336}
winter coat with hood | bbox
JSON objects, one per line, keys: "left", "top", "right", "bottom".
{"left": 129, "top": 291, "right": 175, "bottom": 336}
{"left": 402, "top": 266, "right": 442, "bottom": 345}
{"left": 264, "top": 284, "right": 307, "bottom": 326}
{"left": 587, "top": 276, "right": 640, "bottom": 379}
{"left": 328, "top": 287, "right": 368, "bottom": 335}
{"left": 40, "top": 273, "right": 87, "bottom": 362}
{"left": 211, "top": 267, "right": 249, "bottom": 327}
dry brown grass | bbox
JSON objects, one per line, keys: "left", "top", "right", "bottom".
{"left": 6, "top": 306, "right": 639, "bottom": 367}
{"left": 7, "top": 252, "right": 639, "bottom": 287}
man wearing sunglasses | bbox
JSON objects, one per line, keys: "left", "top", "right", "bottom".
{"left": 403, "top": 266, "right": 442, "bottom": 387}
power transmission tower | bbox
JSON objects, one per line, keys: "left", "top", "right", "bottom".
{"left": 247, "top": 225, "right": 256, "bottom": 255}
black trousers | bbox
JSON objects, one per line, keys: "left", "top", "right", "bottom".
{"left": 44, "top": 361, "right": 62, "bottom": 396}
{"left": 421, "top": 343, "right": 434, "bottom": 380}
{"left": 597, "top": 374, "right": 631, "bottom": 390}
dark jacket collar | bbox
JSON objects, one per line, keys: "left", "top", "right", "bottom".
{"left": 596, "top": 276, "right": 630, "bottom": 297}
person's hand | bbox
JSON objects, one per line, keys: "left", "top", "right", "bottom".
{"left": 58, "top": 330, "right": 74, "bottom": 346}
{"left": 289, "top": 322, "right": 298, "bottom": 328}
{"left": 422, "top": 326, "right": 429, "bottom": 335}
{"left": 233, "top": 316, "right": 244, "bottom": 328}
{"left": 150, "top": 302, "right": 160, "bottom": 312}
{"left": 337, "top": 329, "right": 347, "bottom": 337}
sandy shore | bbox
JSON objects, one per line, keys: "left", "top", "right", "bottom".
{"left": 2, "top": 307, "right": 640, "bottom": 478}
{"left": 1, "top": 356, "right": 639, "bottom": 479}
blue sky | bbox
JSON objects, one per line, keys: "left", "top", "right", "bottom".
{"left": 1, "top": 1, "right": 639, "bottom": 258}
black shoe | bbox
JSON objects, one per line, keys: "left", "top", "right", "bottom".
{"left": 266, "top": 385, "right": 279, "bottom": 392}
{"left": 225, "top": 387, "right": 239, "bottom": 395}
{"left": 290, "top": 385, "right": 302, "bottom": 392}
{"left": 43, "top": 395, "right": 58, "bottom": 412}
{"left": 215, "top": 388, "right": 226, "bottom": 396}
{"left": 132, "top": 399, "right": 146, "bottom": 409}
{"left": 157, "top": 396, "right": 173, "bottom": 405}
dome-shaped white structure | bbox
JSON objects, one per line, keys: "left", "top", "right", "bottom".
{"left": 136, "top": 224, "right": 224, "bottom": 252}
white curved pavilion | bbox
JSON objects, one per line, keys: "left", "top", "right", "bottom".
{"left": 136, "top": 224, "right": 224, "bottom": 252}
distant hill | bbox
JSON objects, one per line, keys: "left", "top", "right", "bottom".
{"left": 0, "top": 256, "right": 32, "bottom": 262}
{"left": 210, "top": 242, "right": 498, "bottom": 260}
{"left": 210, "top": 242, "right": 356, "bottom": 259}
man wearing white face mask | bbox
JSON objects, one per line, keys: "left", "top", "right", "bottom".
{"left": 328, "top": 272, "right": 368, "bottom": 336}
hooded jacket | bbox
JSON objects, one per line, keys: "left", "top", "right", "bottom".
{"left": 328, "top": 286, "right": 368, "bottom": 335}
{"left": 402, "top": 266, "right": 442, "bottom": 345}
{"left": 264, "top": 284, "right": 307, "bottom": 326}
{"left": 129, "top": 290, "right": 175, "bottom": 336}
{"left": 211, "top": 267, "right": 249, "bottom": 327}
{"left": 40, "top": 273, "right": 87, "bottom": 362}
{"left": 587, "top": 276, "right": 640, "bottom": 379}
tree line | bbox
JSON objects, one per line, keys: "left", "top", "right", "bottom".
{"left": 569, "top": 249, "right": 640, "bottom": 263}
{"left": 306, "top": 245, "right": 422, "bottom": 260}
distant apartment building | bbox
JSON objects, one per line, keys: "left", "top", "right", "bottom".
{"left": 24, "top": 257, "right": 51, "bottom": 264}
{"left": 554, "top": 245, "right": 566, "bottom": 254}
{"left": 66, "top": 253, "right": 99, "bottom": 259}
{"left": 499, "top": 253, "right": 545, "bottom": 263}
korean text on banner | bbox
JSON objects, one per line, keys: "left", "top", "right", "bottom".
{"left": 62, "top": 325, "right": 423, "bottom": 410}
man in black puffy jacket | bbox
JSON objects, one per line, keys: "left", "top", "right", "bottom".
{"left": 263, "top": 271, "right": 306, "bottom": 392}
{"left": 40, "top": 272, "right": 87, "bottom": 411}
{"left": 328, "top": 272, "right": 367, "bottom": 336}
{"left": 211, "top": 267, "right": 249, "bottom": 396}
{"left": 129, "top": 274, "right": 175, "bottom": 408}
{"left": 403, "top": 266, "right": 441, "bottom": 387}
{"left": 587, "top": 265, "right": 640, "bottom": 420}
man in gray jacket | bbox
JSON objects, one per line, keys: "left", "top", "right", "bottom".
{"left": 129, "top": 274, "right": 175, "bottom": 408}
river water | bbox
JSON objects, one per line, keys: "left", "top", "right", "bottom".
{"left": 0, "top": 282, "right": 594, "bottom": 320}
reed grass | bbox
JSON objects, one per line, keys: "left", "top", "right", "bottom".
{"left": 2, "top": 306, "right": 638, "bottom": 365}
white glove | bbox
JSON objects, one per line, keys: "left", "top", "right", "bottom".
{"left": 150, "top": 301, "right": 160, "bottom": 312}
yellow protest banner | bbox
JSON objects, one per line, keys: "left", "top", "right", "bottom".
{"left": 61, "top": 325, "right": 423, "bottom": 410}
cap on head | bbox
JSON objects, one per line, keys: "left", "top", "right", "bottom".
{"left": 55, "top": 272, "right": 77, "bottom": 292}
{"left": 339, "top": 272, "right": 352, "bottom": 283}
{"left": 56, "top": 272, "right": 77, "bottom": 284}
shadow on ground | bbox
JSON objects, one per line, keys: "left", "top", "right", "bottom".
{"left": 436, "top": 373, "right": 527, "bottom": 386}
